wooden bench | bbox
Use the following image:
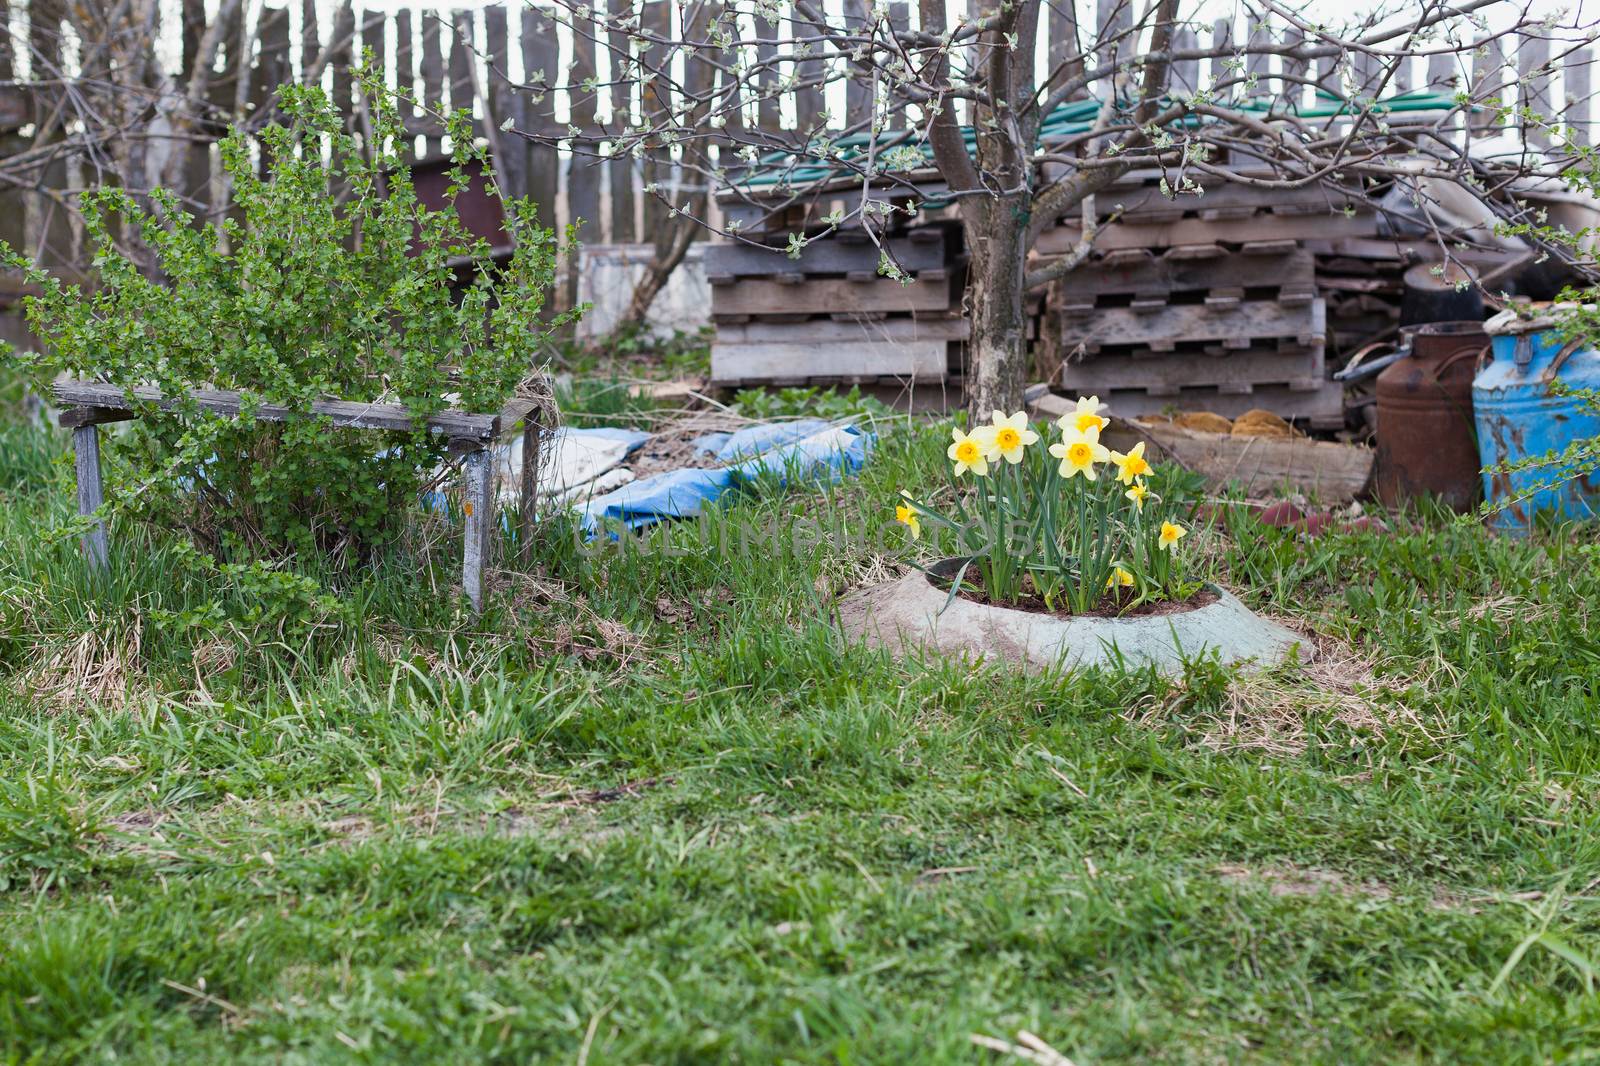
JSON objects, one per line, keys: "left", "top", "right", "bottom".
{"left": 53, "top": 382, "right": 541, "bottom": 613}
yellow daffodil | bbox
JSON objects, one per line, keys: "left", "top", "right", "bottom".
{"left": 1057, "top": 394, "right": 1110, "bottom": 436}
{"left": 1049, "top": 425, "right": 1110, "bottom": 480}
{"left": 894, "top": 502, "right": 921, "bottom": 539}
{"left": 1106, "top": 565, "right": 1135, "bottom": 589}
{"left": 985, "top": 410, "right": 1039, "bottom": 464}
{"left": 1125, "top": 480, "right": 1150, "bottom": 510}
{"left": 1110, "top": 441, "right": 1152, "bottom": 485}
{"left": 1158, "top": 521, "right": 1188, "bottom": 551}
{"left": 947, "top": 426, "right": 993, "bottom": 478}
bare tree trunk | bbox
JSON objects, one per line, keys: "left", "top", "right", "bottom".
{"left": 964, "top": 198, "right": 1030, "bottom": 417}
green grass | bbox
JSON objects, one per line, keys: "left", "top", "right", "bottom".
{"left": 2, "top": 408, "right": 1600, "bottom": 1064}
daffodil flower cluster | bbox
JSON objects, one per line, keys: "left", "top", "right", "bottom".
{"left": 896, "top": 397, "right": 1194, "bottom": 614}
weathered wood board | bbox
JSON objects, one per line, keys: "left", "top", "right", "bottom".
{"left": 1058, "top": 345, "right": 1325, "bottom": 391}
{"left": 710, "top": 274, "right": 951, "bottom": 318}
{"left": 1055, "top": 298, "right": 1326, "bottom": 350}
{"left": 716, "top": 317, "right": 969, "bottom": 343}
{"left": 1024, "top": 402, "right": 1372, "bottom": 503}
{"left": 711, "top": 339, "right": 948, "bottom": 382}
{"left": 704, "top": 230, "right": 946, "bottom": 278}
{"left": 1048, "top": 248, "right": 1315, "bottom": 302}
{"left": 1036, "top": 212, "right": 1381, "bottom": 255}
{"left": 1087, "top": 383, "right": 1346, "bottom": 429}
{"left": 53, "top": 382, "right": 535, "bottom": 443}
{"left": 1053, "top": 179, "right": 1367, "bottom": 225}
{"left": 1107, "top": 417, "right": 1372, "bottom": 503}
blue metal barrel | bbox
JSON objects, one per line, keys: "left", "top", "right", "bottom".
{"left": 1475, "top": 309, "right": 1600, "bottom": 531}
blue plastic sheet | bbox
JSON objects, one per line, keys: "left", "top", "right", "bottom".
{"left": 581, "top": 422, "right": 874, "bottom": 536}
{"left": 692, "top": 418, "right": 831, "bottom": 462}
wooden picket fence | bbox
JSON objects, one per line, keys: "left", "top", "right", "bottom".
{"left": 0, "top": 1, "right": 1594, "bottom": 319}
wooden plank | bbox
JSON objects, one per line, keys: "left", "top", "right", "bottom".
{"left": 569, "top": 5, "right": 598, "bottom": 127}
{"left": 1056, "top": 298, "right": 1324, "bottom": 349}
{"left": 716, "top": 317, "right": 969, "bottom": 343}
{"left": 888, "top": 1, "right": 910, "bottom": 126}
{"left": 359, "top": 7, "right": 385, "bottom": 81}
{"left": 483, "top": 6, "right": 518, "bottom": 191}
{"left": 253, "top": 6, "right": 291, "bottom": 119}
{"left": 794, "top": 9, "right": 825, "bottom": 131}
{"left": 393, "top": 8, "right": 417, "bottom": 152}
{"left": 1519, "top": 32, "right": 1553, "bottom": 147}
{"left": 1060, "top": 177, "right": 1365, "bottom": 222}
{"left": 711, "top": 339, "right": 948, "bottom": 383}
{"left": 52, "top": 383, "right": 516, "bottom": 442}
{"left": 710, "top": 274, "right": 951, "bottom": 317}
{"left": 755, "top": 11, "right": 782, "bottom": 129}
{"left": 1097, "top": 416, "right": 1373, "bottom": 503}
{"left": 1472, "top": 36, "right": 1504, "bottom": 134}
{"left": 420, "top": 10, "right": 446, "bottom": 154}
{"left": 1049, "top": 248, "right": 1314, "bottom": 300}
{"left": 460, "top": 445, "right": 494, "bottom": 612}
{"left": 1245, "top": 15, "right": 1269, "bottom": 96}
{"left": 1058, "top": 345, "right": 1325, "bottom": 391}
{"left": 72, "top": 425, "right": 109, "bottom": 573}
{"left": 329, "top": 2, "right": 356, "bottom": 126}
{"left": 703, "top": 232, "right": 945, "bottom": 277}
{"left": 448, "top": 9, "right": 476, "bottom": 122}
{"left": 1171, "top": 26, "right": 1199, "bottom": 96}
{"left": 1566, "top": 47, "right": 1593, "bottom": 146}
{"left": 521, "top": 5, "right": 561, "bottom": 230}
{"left": 1094, "top": 383, "right": 1346, "bottom": 429}
{"left": 1211, "top": 17, "right": 1233, "bottom": 91}
{"left": 607, "top": 0, "right": 637, "bottom": 241}
{"left": 844, "top": 0, "right": 872, "bottom": 129}
{"left": 0, "top": 0, "right": 13, "bottom": 80}
{"left": 1427, "top": 51, "right": 1456, "bottom": 92}
{"left": 1046, "top": 0, "right": 1083, "bottom": 96}
{"left": 299, "top": 0, "right": 321, "bottom": 81}
{"left": 1035, "top": 210, "right": 1379, "bottom": 254}
{"left": 1096, "top": 0, "right": 1132, "bottom": 77}
{"left": 519, "top": 419, "right": 540, "bottom": 563}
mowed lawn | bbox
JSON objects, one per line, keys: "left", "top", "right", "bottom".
{"left": 2, "top": 408, "right": 1599, "bottom": 1064}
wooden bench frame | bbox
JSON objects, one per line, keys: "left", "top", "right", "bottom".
{"left": 53, "top": 382, "right": 541, "bottom": 613}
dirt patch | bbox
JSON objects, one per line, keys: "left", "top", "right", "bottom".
{"left": 932, "top": 569, "right": 1220, "bottom": 619}
{"left": 1215, "top": 863, "right": 1464, "bottom": 910}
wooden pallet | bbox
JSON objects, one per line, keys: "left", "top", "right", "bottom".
{"left": 703, "top": 228, "right": 947, "bottom": 279}
{"left": 716, "top": 317, "right": 968, "bottom": 344}
{"left": 1036, "top": 211, "right": 1382, "bottom": 255}
{"left": 1058, "top": 344, "right": 1326, "bottom": 392}
{"left": 710, "top": 336, "right": 950, "bottom": 386}
{"left": 1054, "top": 298, "right": 1326, "bottom": 353}
{"left": 1045, "top": 247, "right": 1316, "bottom": 308}
{"left": 1097, "top": 382, "right": 1346, "bottom": 430}
{"left": 710, "top": 271, "right": 952, "bottom": 320}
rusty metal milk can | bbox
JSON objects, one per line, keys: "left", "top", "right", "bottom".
{"left": 1374, "top": 320, "right": 1487, "bottom": 511}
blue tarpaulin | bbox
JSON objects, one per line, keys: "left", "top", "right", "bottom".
{"left": 580, "top": 422, "right": 874, "bottom": 535}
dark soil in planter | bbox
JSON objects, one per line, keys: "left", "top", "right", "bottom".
{"left": 927, "top": 566, "right": 1219, "bottom": 620}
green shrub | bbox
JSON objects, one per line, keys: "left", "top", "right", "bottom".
{"left": 7, "top": 67, "right": 571, "bottom": 562}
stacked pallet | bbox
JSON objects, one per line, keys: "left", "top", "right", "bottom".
{"left": 1035, "top": 172, "right": 1381, "bottom": 429}
{"left": 706, "top": 226, "right": 966, "bottom": 388}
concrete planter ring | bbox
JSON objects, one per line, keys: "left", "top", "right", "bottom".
{"left": 837, "top": 557, "right": 1305, "bottom": 676}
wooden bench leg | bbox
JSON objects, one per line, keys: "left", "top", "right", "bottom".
{"left": 461, "top": 445, "right": 494, "bottom": 613}
{"left": 519, "top": 419, "right": 539, "bottom": 564}
{"left": 72, "top": 424, "right": 110, "bottom": 574}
